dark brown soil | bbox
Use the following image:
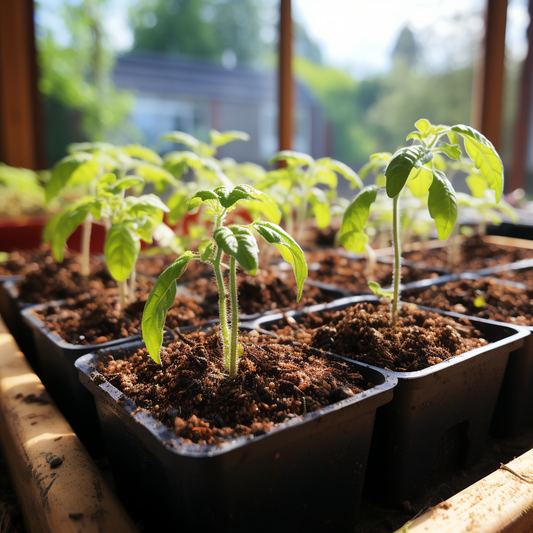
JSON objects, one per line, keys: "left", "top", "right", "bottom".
{"left": 404, "top": 277, "right": 533, "bottom": 327}
{"left": 491, "top": 267, "right": 533, "bottom": 287}
{"left": 96, "top": 329, "right": 373, "bottom": 445}
{"left": 30, "top": 286, "right": 215, "bottom": 345}
{"left": 269, "top": 302, "right": 489, "bottom": 372}
{"left": 305, "top": 249, "right": 441, "bottom": 294}
{"left": 404, "top": 234, "right": 533, "bottom": 272}
{"left": 185, "top": 267, "right": 339, "bottom": 316}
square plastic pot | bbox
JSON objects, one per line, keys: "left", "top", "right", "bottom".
{"left": 247, "top": 295, "right": 529, "bottom": 505}
{"left": 75, "top": 336, "right": 397, "bottom": 531}
{"left": 22, "top": 301, "right": 143, "bottom": 455}
{"left": 403, "top": 270, "right": 533, "bottom": 437}
{"left": 0, "top": 279, "right": 38, "bottom": 370}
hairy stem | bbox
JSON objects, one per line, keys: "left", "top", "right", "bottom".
{"left": 228, "top": 256, "right": 240, "bottom": 378}
{"left": 296, "top": 190, "right": 309, "bottom": 243}
{"left": 81, "top": 213, "right": 93, "bottom": 277}
{"left": 128, "top": 268, "right": 136, "bottom": 303}
{"left": 391, "top": 195, "right": 401, "bottom": 326}
{"left": 449, "top": 219, "right": 461, "bottom": 266}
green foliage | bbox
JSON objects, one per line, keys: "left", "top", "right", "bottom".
{"left": 142, "top": 184, "right": 307, "bottom": 376}
{"left": 367, "top": 281, "right": 394, "bottom": 298}
{"left": 0, "top": 164, "right": 46, "bottom": 218}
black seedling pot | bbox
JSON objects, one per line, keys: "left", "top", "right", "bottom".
{"left": 22, "top": 301, "right": 144, "bottom": 456}
{"left": 0, "top": 279, "right": 39, "bottom": 370}
{"left": 248, "top": 295, "right": 529, "bottom": 506}
{"left": 75, "top": 335, "right": 396, "bottom": 532}
{"left": 404, "top": 270, "right": 533, "bottom": 437}
{"left": 487, "top": 220, "right": 533, "bottom": 241}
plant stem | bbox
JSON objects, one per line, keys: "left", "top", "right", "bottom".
{"left": 365, "top": 242, "right": 376, "bottom": 278}
{"left": 118, "top": 279, "right": 127, "bottom": 311}
{"left": 391, "top": 195, "right": 402, "bottom": 326}
{"left": 296, "top": 189, "right": 309, "bottom": 243}
{"left": 81, "top": 213, "right": 93, "bottom": 277}
{"left": 212, "top": 212, "right": 230, "bottom": 368}
{"left": 449, "top": 219, "right": 461, "bottom": 266}
{"left": 228, "top": 256, "right": 239, "bottom": 378}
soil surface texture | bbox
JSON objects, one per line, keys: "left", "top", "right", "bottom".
{"left": 404, "top": 277, "right": 533, "bottom": 327}
{"left": 30, "top": 286, "right": 212, "bottom": 345}
{"left": 490, "top": 266, "right": 533, "bottom": 287}
{"left": 96, "top": 329, "right": 372, "bottom": 445}
{"left": 269, "top": 302, "right": 489, "bottom": 372}
{"left": 305, "top": 249, "right": 441, "bottom": 294}
{"left": 185, "top": 266, "right": 339, "bottom": 316}
{"left": 404, "top": 234, "right": 533, "bottom": 272}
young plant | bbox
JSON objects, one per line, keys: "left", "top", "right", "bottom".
{"left": 45, "top": 142, "right": 175, "bottom": 276}
{"left": 260, "top": 151, "right": 363, "bottom": 241}
{"left": 142, "top": 184, "right": 308, "bottom": 378}
{"left": 45, "top": 172, "right": 169, "bottom": 309}
{"left": 0, "top": 163, "right": 46, "bottom": 218}
{"left": 340, "top": 119, "right": 504, "bottom": 326}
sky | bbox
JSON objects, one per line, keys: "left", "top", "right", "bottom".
{"left": 36, "top": 0, "right": 530, "bottom": 79}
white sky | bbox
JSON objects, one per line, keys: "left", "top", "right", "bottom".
{"left": 37, "top": 0, "right": 530, "bottom": 79}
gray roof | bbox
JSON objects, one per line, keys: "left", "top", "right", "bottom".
{"left": 113, "top": 53, "right": 318, "bottom": 106}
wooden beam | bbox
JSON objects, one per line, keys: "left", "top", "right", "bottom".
{"left": 472, "top": 0, "right": 508, "bottom": 151}
{"left": 508, "top": 0, "right": 533, "bottom": 192}
{"left": 0, "top": 0, "right": 43, "bottom": 169}
{"left": 278, "top": 0, "right": 293, "bottom": 153}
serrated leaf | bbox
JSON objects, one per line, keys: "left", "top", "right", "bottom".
{"left": 121, "top": 145, "right": 162, "bottom": 165}
{"left": 46, "top": 152, "right": 93, "bottom": 203}
{"left": 142, "top": 252, "right": 195, "bottom": 363}
{"left": 199, "top": 240, "right": 214, "bottom": 261}
{"left": 209, "top": 129, "right": 250, "bottom": 147}
{"left": 252, "top": 220, "right": 307, "bottom": 300}
{"left": 104, "top": 224, "right": 140, "bottom": 281}
{"left": 340, "top": 185, "right": 380, "bottom": 245}
{"left": 385, "top": 146, "right": 433, "bottom": 198}
{"left": 428, "top": 170, "right": 458, "bottom": 240}
{"left": 316, "top": 158, "right": 363, "bottom": 189}
{"left": 309, "top": 187, "right": 331, "bottom": 229}
{"left": 406, "top": 167, "right": 433, "bottom": 197}
{"left": 451, "top": 125, "right": 503, "bottom": 202}
{"left": 186, "top": 189, "right": 219, "bottom": 212}
{"left": 406, "top": 131, "right": 422, "bottom": 142}
{"left": 112, "top": 176, "right": 145, "bottom": 192}
{"left": 236, "top": 185, "right": 281, "bottom": 224}
{"left": 268, "top": 150, "right": 314, "bottom": 168}
{"left": 415, "top": 118, "right": 431, "bottom": 134}
{"left": 51, "top": 201, "right": 92, "bottom": 261}
{"left": 213, "top": 226, "right": 259, "bottom": 274}
{"left": 437, "top": 142, "right": 462, "bottom": 161}
{"left": 215, "top": 185, "right": 259, "bottom": 209}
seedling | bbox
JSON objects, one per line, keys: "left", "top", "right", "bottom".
{"left": 340, "top": 119, "right": 504, "bottom": 325}
{"left": 45, "top": 172, "right": 169, "bottom": 309}
{"left": 45, "top": 142, "right": 175, "bottom": 276}
{"left": 142, "top": 184, "right": 307, "bottom": 378}
{"left": 0, "top": 163, "right": 46, "bottom": 218}
{"left": 259, "top": 151, "right": 362, "bottom": 241}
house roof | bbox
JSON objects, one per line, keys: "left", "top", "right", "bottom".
{"left": 113, "top": 53, "right": 318, "bottom": 107}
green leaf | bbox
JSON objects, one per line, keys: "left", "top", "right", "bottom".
{"left": 309, "top": 187, "right": 331, "bottom": 229}
{"left": 428, "top": 170, "right": 458, "bottom": 240}
{"left": 186, "top": 189, "right": 219, "bottom": 212}
{"left": 474, "top": 295, "right": 485, "bottom": 308}
{"left": 160, "top": 131, "right": 201, "bottom": 150}
{"left": 46, "top": 152, "right": 93, "bottom": 203}
{"left": 142, "top": 252, "right": 195, "bottom": 363}
{"left": 359, "top": 152, "right": 391, "bottom": 179}
{"left": 451, "top": 125, "right": 503, "bottom": 202}
{"left": 406, "top": 131, "right": 422, "bottom": 142}
{"left": 126, "top": 194, "right": 170, "bottom": 215}
{"left": 233, "top": 185, "right": 281, "bottom": 223}
{"left": 215, "top": 185, "right": 259, "bottom": 209}
{"left": 368, "top": 281, "right": 394, "bottom": 298}
{"left": 163, "top": 150, "right": 204, "bottom": 169}
{"left": 129, "top": 215, "right": 156, "bottom": 243}
{"left": 406, "top": 167, "right": 433, "bottom": 197}
{"left": 104, "top": 224, "right": 141, "bottom": 282}
{"left": 112, "top": 176, "right": 145, "bottom": 192}
{"left": 252, "top": 220, "right": 308, "bottom": 300}
{"left": 466, "top": 173, "right": 488, "bottom": 197}
{"left": 134, "top": 163, "right": 178, "bottom": 189}
{"left": 340, "top": 185, "right": 380, "bottom": 242}
{"left": 167, "top": 190, "right": 191, "bottom": 225}
{"left": 415, "top": 118, "right": 431, "bottom": 134}
{"left": 51, "top": 202, "right": 91, "bottom": 261}
{"left": 199, "top": 240, "right": 214, "bottom": 261}
{"left": 97, "top": 173, "right": 117, "bottom": 189}
{"left": 268, "top": 151, "right": 314, "bottom": 168}
{"left": 316, "top": 158, "right": 363, "bottom": 189}
{"left": 121, "top": 145, "right": 162, "bottom": 165}
{"left": 213, "top": 226, "right": 259, "bottom": 274}
{"left": 338, "top": 230, "right": 368, "bottom": 254}
{"left": 209, "top": 129, "right": 250, "bottom": 147}
{"left": 385, "top": 146, "right": 433, "bottom": 198}
{"left": 437, "top": 142, "right": 462, "bottom": 161}
{"left": 43, "top": 212, "right": 62, "bottom": 244}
